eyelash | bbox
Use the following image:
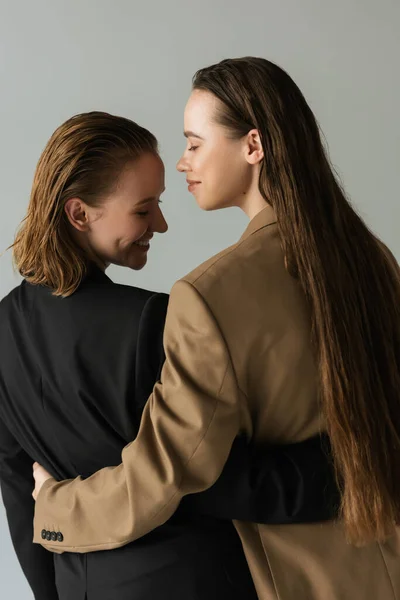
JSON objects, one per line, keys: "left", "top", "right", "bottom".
{"left": 136, "top": 200, "right": 162, "bottom": 217}
{"left": 188, "top": 145, "right": 198, "bottom": 152}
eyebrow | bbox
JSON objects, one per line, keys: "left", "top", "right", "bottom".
{"left": 135, "top": 190, "right": 166, "bottom": 207}
{"left": 184, "top": 131, "right": 204, "bottom": 140}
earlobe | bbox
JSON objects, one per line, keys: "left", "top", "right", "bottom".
{"left": 64, "top": 198, "right": 90, "bottom": 232}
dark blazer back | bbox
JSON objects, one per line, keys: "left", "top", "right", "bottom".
{"left": 0, "top": 267, "right": 166, "bottom": 481}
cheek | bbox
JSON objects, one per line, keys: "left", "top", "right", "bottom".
{"left": 209, "top": 151, "right": 245, "bottom": 192}
{"left": 88, "top": 217, "right": 114, "bottom": 244}
{"left": 91, "top": 214, "right": 147, "bottom": 247}
{"left": 124, "top": 219, "right": 148, "bottom": 243}
{"left": 196, "top": 151, "right": 223, "bottom": 189}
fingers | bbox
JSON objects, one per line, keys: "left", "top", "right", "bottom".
{"left": 32, "top": 462, "right": 44, "bottom": 500}
{"left": 32, "top": 462, "right": 47, "bottom": 478}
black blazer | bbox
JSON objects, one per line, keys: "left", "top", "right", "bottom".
{"left": 0, "top": 266, "right": 337, "bottom": 600}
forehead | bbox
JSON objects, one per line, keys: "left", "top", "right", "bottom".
{"left": 118, "top": 153, "right": 165, "bottom": 195}
{"left": 184, "top": 90, "right": 219, "bottom": 129}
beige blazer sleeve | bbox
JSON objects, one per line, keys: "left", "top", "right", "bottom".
{"left": 33, "top": 280, "right": 244, "bottom": 553}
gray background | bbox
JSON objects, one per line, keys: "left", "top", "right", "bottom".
{"left": 0, "top": 0, "right": 399, "bottom": 597}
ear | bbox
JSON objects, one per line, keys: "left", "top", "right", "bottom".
{"left": 64, "top": 198, "right": 91, "bottom": 232}
{"left": 244, "top": 129, "right": 264, "bottom": 165}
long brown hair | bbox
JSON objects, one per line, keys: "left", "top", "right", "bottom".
{"left": 193, "top": 57, "right": 400, "bottom": 545}
{"left": 12, "top": 111, "right": 158, "bottom": 297}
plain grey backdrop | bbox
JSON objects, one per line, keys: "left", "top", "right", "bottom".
{"left": 0, "top": 0, "right": 399, "bottom": 597}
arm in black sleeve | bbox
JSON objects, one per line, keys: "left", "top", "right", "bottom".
{"left": 182, "top": 433, "right": 340, "bottom": 524}
{"left": 135, "top": 293, "right": 339, "bottom": 525}
{"left": 0, "top": 416, "right": 59, "bottom": 599}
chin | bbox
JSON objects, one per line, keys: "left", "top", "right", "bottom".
{"left": 201, "top": 205, "right": 219, "bottom": 212}
{"left": 197, "top": 197, "right": 232, "bottom": 212}
{"left": 118, "top": 255, "right": 148, "bottom": 271}
{"left": 130, "top": 259, "right": 147, "bottom": 271}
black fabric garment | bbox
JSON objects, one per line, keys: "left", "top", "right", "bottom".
{"left": 0, "top": 266, "right": 338, "bottom": 600}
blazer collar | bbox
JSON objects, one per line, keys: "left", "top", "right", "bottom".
{"left": 239, "top": 204, "right": 277, "bottom": 242}
{"left": 85, "top": 262, "right": 114, "bottom": 285}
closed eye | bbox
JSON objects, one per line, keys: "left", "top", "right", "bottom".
{"left": 188, "top": 145, "right": 198, "bottom": 152}
{"left": 136, "top": 200, "right": 162, "bottom": 217}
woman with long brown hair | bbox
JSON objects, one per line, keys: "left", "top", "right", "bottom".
{"left": 0, "top": 110, "right": 337, "bottom": 600}
{"left": 33, "top": 59, "right": 400, "bottom": 598}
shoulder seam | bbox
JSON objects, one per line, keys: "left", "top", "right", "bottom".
{"left": 187, "top": 222, "right": 277, "bottom": 285}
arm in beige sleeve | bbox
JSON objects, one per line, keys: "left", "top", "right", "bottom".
{"left": 33, "top": 279, "right": 244, "bottom": 553}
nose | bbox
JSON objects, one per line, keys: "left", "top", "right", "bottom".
{"left": 153, "top": 205, "right": 168, "bottom": 234}
{"left": 176, "top": 153, "right": 189, "bottom": 172}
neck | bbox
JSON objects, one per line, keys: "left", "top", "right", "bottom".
{"left": 90, "top": 254, "right": 109, "bottom": 272}
{"left": 71, "top": 229, "right": 109, "bottom": 272}
{"left": 239, "top": 192, "right": 269, "bottom": 220}
{"left": 236, "top": 167, "right": 268, "bottom": 219}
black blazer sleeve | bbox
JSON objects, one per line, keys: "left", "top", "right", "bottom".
{"left": 0, "top": 415, "right": 59, "bottom": 600}
{"left": 134, "top": 292, "right": 170, "bottom": 423}
{"left": 182, "top": 433, "right": 340, "bottom": 523}
{"left": 135, "top": 293, "right": 339, "bottom": 525}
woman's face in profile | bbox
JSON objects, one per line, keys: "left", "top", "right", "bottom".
{"left": 74, "top": 152, "right": 168, "bottom": 271}
{"left": 176, "top": 89, "right": 254, "bottom": 213}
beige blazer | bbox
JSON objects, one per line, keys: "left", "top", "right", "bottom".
{"left": 34, "top": 205, "right": 400, "bottom": 599}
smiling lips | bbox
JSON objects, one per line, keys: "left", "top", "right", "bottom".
{"left": 134, "top": 235, "right": 153, "bottom": 251}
